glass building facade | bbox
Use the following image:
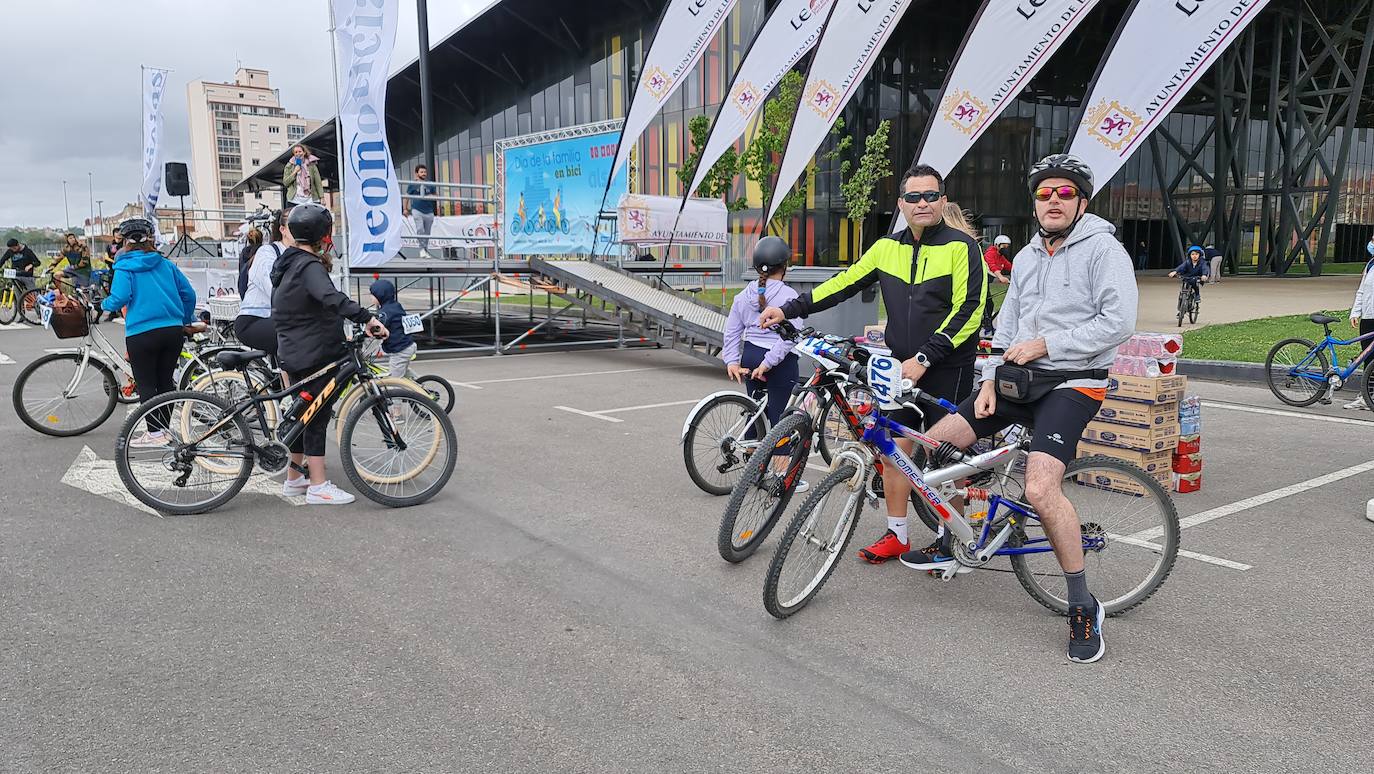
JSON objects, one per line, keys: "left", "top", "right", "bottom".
{"left": 390, "top": 0, "right": 1374, "bottom": 273}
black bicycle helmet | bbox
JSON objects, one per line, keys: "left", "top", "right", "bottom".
{"left": 1028, "top": 153, "right": 1095, "bottom": 199}
{"left": 115, "top": 217, "right": 156, "bottom": 243}
{"left": 752, "top": 236, "right": 791, "bottom": 273}
{"left": 286, "top": 202, "right": 334, "bottom": 244}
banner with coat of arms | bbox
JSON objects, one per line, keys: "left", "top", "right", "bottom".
{"left": 765, "top": 0, "right": 911, "bottom": 226}
{"left": 1066, "top": 0, "right": 1275, "bottom": 199}
{"left": 608, "top": 0, "right": 739, "bottom": 181}
{"left": 915, "top": 0, "right": 1105, "bottom": 178}
{"left": 617, "top": 194, "right": 729, "bottom": 246}
{"left": 685, "top": 0, "right": 832, "bottom": 198}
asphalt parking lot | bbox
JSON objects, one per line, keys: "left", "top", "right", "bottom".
{"left": 2, "top": 323, "right": 1371, "bottom": 773}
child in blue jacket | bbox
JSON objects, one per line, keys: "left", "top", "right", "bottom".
{"left": 100, "top": 218, "right": 199, "bottom": 447}
{"left": 369, "top": 279, "right": 417, "bottom": 376}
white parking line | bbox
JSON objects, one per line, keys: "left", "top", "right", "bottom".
{"left": 451, "top": 365, "right": 696, "bottom": 390}
{"left": 1129, "top": 458, "right": 1374, "bottom": 542}
{"left": 1110, "top": 534, "right": 1253, "bottom": 571}
{"left": 0, "top": 351, "right": 13, "bottom": 364}
{"left": 554, "top": 398, "right": 700, "bottom": 423}
{"left": 1202, "top": 400, "right": 1374, "bottom": 427}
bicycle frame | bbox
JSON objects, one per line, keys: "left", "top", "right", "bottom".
{"left": 1289, "top": 329, "right": 1374, "bottom": 384}
{"left": 854, "top": 411, "right": 1103, "bottom": 562}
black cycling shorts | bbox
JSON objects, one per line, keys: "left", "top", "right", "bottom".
{"left": 888, "top": 362, "right": 976, "bottom": 433}
{"left": 955, "top": 386, "right": 1103, "bottom": 465}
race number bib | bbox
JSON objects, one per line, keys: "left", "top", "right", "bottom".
{"left": 40, "top": 304, "right": 52, "bottom": 329}
{"left": 401, "top": 314, "right": 423, "bottom": 335}
{"left": 2, "top": 269, "right": 15, "bottom": 279}
{"left": 867, "top": 355, "right": 903, "bottom": 409}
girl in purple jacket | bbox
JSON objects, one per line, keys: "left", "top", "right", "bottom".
{"left": 721, "top": 238, "right": 804, "bottom": 473}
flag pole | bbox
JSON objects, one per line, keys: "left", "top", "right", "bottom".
{"left": 327, "top": 0, "right": 352, "bottom": 293}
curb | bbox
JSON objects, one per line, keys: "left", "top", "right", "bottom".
{"left": 1177, "top": 358, "right": 1267, "bottom": 384}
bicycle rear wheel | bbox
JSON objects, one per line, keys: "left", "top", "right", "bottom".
{"left": 683, "top": 392, "right": 765, "bottom": 496}
{"left": 763, "top": 462, "right": 865, "bottom": 619}
{"left": 1011, "top": 456, "right": 1179, "bottom": 617}
{"left": 18, "top": 288, "right": 43, "bottom": 325}
{"left": 12, "top": 352, "right": 118, "bottom": 436}
{"left": 717, "top": 411, "right": 813, "bottom": 563}
{"left": 115, "top": 390, "right": 254, "bottom": 515}
{"left": 414, "top": 374, "right": 455, "bottom": 414}
{"left": 1265, "top": 338, "right": 1328, "bottom": 407}
{"left": 340, "top": 387, "right": 457, "bottom": 507}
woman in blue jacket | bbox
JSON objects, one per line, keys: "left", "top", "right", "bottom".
{"left": 100, "top": 218, "right": 199, "bottom": 447}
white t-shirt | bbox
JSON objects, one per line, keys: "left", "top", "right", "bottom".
{"left": 239, "top": 242, "right": 285, "bottom": 318}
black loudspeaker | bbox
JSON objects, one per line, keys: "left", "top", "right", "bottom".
{"left": 165, "top": 162, "right": 190, "bottom": 197}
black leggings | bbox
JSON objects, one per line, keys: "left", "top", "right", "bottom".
{"left": 233, "top": 315, "right": 278, "bottom": 356}
{"left": 286, "top": 367, "right": 339, "bottom": 457}
{"left": 126, "top": 325, "right": 185, "bottom": 433}
{"left": 740, "top": 342, "right": 800, "bottom": 456}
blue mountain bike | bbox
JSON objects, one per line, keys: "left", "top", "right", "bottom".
{"left": 1265, "top": 313, "right": 1374, "bottom": 409}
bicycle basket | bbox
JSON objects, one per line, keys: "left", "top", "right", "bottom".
{"left": 49, "top": 296, "right": 90, "bottom": 339}
{"left": 207, "top": 294, "right": 241, "bottom": 321}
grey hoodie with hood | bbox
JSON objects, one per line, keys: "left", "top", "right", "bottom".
{"left": 981, "top": 213, "right": 1138, "bottom": 390}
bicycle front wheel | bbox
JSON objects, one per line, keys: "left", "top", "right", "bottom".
{"left": 12, "top": 352, "right": 119, "bottom": 436}
{"left": 1188, "top": 295, "right": 1200, "bottom": 325}
{"left": 115, "top": 390, "right": 254, "bottom": 515}
{"left": 682, "top": 392, "right": 765, "bottom": 496}
{"left": 1265, "top": 338, "right": 1328, "bottom": 407}
{"left": 0, "top": 288, "right": 17, "bottom": 325}
{"left": 1011, "top": 456, "right": 1179, "bottom": 617}
{"left": 340, "top": 387, "right": 457, "bottom": 507}
{"left": 717, "top": 410, "right": 813, "bottom": 563}
{"left": 763, "top": 462, "right": 866, "bottom": 619}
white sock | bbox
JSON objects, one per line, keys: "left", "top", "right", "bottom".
{"left": 887, "top": 515, "right": 908, "bottom": 545}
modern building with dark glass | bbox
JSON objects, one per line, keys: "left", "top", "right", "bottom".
{"left": 254, "top": 0, "right": 1374, "bottom": 275}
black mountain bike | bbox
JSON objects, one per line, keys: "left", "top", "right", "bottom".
{"left": 1176, "top": 279, "right": 1201, "bottom": 327}
{"left": 115, "top": 332, "right": 457, "bottom": 515}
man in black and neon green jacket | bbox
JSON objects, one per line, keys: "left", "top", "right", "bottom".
{"left": 760, "top": 164, "right": 987, "bottom": 563}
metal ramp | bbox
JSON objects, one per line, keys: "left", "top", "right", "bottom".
{"left": 529, "top": 258, "right": 726, "bottom": 364}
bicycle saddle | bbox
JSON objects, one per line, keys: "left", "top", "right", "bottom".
{"left": 1310, "top": 313, "right": 1338, "bottom": 326}
{"left": 215, "top": 349, "right": 269, "bottom": 369}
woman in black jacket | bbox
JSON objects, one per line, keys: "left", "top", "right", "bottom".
{"left": 270, "top": 203, "right": 388, "bottom": 505}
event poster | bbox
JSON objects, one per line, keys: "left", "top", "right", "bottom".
{"left": 502, "top": 131, "right": 630, "bottom": 255}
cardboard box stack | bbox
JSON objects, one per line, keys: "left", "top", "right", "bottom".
{"left": 1173, "top": 395, "right": 1203, "bottom": 493}
{"left": 1077, "top": 333, "right": 1188, "bottom": 496}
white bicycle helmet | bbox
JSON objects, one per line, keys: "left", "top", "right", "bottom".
{"left": 993, "top": 235, "right": 1011, "bottom": 246}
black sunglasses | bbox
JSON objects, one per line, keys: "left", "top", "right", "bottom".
{"left": 902, "top": 190, "right": 943, "bottom": 204}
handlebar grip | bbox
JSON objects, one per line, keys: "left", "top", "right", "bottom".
{"left": 936, "top": 398, "right": 958, "bottom": 414}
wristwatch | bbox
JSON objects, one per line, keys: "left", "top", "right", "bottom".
{"left": 914, "top": 352, "right": 932, "bottom": 368}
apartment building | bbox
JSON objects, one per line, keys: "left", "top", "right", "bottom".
{"left": 187, "top": 68, "right": 322, "bottom": 238}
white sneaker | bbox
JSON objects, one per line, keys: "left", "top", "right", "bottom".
{"left": 794, "top": 480, "right": 810, "bottom": 494}
{"left": 129, "top": 430, "right": 170, "bottom": 448}
{"left": 305, "top": 480, "right": 355, "bottom": 505}
{"left": 1342, "top": 397, "right": 1368, "bottom": 410}
{"left": 281, "top": 477, "right": 310, "bottom": 497}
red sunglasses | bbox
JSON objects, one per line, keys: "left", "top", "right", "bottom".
{"left": 1034, "top": 185, "right": 1081, "bottom": 202}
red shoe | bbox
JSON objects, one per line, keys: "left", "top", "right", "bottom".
{"left": 857, "top": 530, "right": 909, "bottom": 564}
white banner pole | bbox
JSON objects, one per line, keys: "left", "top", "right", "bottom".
{"left": 327, "top": 0, "right": 351, "bottom": 289}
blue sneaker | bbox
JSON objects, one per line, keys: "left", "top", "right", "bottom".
{"left": 1067, "top": 595, "right": 1105, "bottom": 664}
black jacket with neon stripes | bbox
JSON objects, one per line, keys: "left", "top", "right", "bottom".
{"left": 780, "top": 220, "right": 987, "bottom": 367}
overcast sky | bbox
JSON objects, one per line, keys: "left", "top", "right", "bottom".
{"left": 0, "top": 0, "right": 483, "bottom": 228}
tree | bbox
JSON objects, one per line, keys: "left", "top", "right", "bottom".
{"left": 677, "top": 70, "right": 851, "bottom": 233}
{"left": 837, "top": 119, "right": 893, "bottom": 246}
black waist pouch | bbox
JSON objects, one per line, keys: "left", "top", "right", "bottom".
{"left": 994, "top": 364, "right": 1108, "bottom": 404}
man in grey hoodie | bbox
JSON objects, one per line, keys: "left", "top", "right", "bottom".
{"left": 900, "top": 153, "right": 1138, "bottom": 665}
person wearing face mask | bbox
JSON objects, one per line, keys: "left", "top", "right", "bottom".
{"left": 759, "top": 164, "right": 987, "bottom": 565}
{"left": 1345, "top": 233, "right": 1374, "bottom": 411}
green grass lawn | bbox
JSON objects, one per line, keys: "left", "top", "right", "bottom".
{"left": 1182, "top": 313, "right": 1365, "bottom": 363}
